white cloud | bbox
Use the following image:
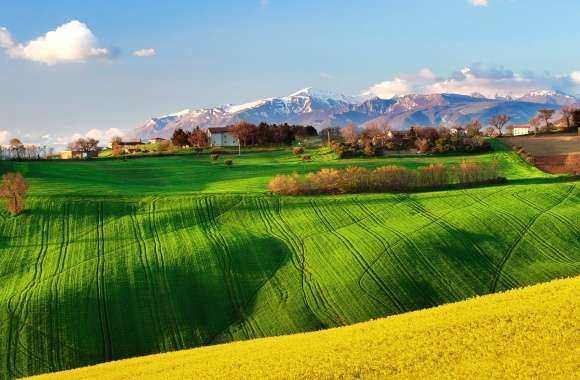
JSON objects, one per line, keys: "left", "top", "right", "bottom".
{"left": 133, "top": 48, "right": 156, "bottom": 57}
{"left": 0, "top": 27, "right": 13, "bottom": 49}
{"left": 362, "top": 68, "right": 437, "bottom": 98}
{"left": 469, "top": 0, "right": 489, "bottom": 6}
{"left": 0, "top": 130, "right": 11, "bottom": 144}
{"left": 363, "top": 64, "right": 580, "bottom": 99}
{"left": 0, "top": 20, "right": 114, "bottom": 64}
{"left": 85, "top": 128, "right": 125, "bottom": 142}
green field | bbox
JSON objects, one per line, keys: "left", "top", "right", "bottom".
{"left": 0, "top": 141, "right": 547, "bottom": 196}
{"left": 0, "top": 143, "right": 579, "bottom": 379}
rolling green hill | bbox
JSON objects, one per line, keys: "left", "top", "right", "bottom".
{"left": 29, "top": 276, "right": 580, "bottom": 380}
{"left": 0, "top": 143, "right": 579, "bottom": 378}
{"left": 0, "top": 141, "right": 547, "bottom": 196}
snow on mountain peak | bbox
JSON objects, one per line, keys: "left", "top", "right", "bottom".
{"left": 523, "top": 89, "right": 571, "bottom": 98}
{"left": 288, "top": 87, "right": 357, "bottom": 103}
{"left": 158, "top": 109, "right": 191, "bottom": 119}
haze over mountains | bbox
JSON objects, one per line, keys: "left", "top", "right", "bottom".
{"left": 128, "top": 88, "right": 578, "bottom": 140}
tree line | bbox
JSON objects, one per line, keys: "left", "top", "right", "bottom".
{"left": 0, "top": 138, "right": 52, "bottom": 160}
{"left": 170, "top": 122, "right": 318, "bottom": 148}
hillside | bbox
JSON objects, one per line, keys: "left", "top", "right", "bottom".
{"left": 0, "top": 141, "right": 549, "bottom": 196}
{"left": 29, "top": 276, "right": 580, "bottom": 379}
{"left": 0, "top": 144, "right": 579, "bottom": 378}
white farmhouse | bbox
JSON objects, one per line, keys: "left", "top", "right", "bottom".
{"left": 512, "top": 125, "right": 530, "bottom": 136}
{"left": 207, "top": 127, "right": 239, "bottom": 147}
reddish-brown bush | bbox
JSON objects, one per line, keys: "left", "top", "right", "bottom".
{"left": 0, "top": 172, "right": 28, "bottom": 216}
{"left": 372, "top": 166, "right": 414, "bottom": 191}
{"left": 415, "top": 138, "right": 431, "bottom": 153}
{"left": 268, "top": 174, "right": 302, "bottom": 195}
{"left": 268, "top": 161, "right": 500, "bottom": 195}
{"left": 417, "top": 164, "right": 448, "bottom": 188}
{"left": 293, "top": 147, "right": 305, "bottom": 155}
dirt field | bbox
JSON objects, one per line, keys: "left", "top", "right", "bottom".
{"left": 502, "top": 133, "right": 580, "bottom": 155}
{"left": 501, "top": 133, "right": 580, "bottom": 174}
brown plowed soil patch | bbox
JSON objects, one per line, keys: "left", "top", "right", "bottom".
{"left": 502, "top": 133, "right": 580, "bottom": 174}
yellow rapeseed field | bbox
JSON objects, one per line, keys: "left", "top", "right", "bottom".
{"left": 30, "top": 276, "right": 580, "bottom": 380}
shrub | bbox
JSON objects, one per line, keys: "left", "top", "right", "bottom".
{"left": 268, "top": 174, "right": 302, "bottom": 195}
{"left": 158, "top": 140, "right": 173, "bottom": 152}
{"left": 565, "top": 153, "right": 580, "bottom": 174}
{"left": 417, "top": 164, "right": 448, "bottom": 188}
{"left": 0, "top": 172, "right": 28, "bottom": 216}
{"left": 211, "top": 154, "right": 220, "bottom": 161}
{"left": 302, "top": 154, "right": 311, "bottom": 161}
{"left": 339, "top": 167, "right": 371, "bottom": 193}
{"left": 415, "top": 138, "right": 430, "bottom": 153}
{"left": 293, "top": 147, "right": 305, "bottom": 155}
{"left": 457, "top": 160, "right": 498, "bottom": 185}
{"left": 210, "top": 148, "right": 224, "bottom": 154}
{"left": 224, "top": 159, "right": 233, "bottom": 166}
{"left": 525, "top": 155, "right": 536, "bottom": 165}
{"left": 372, "top": 166, "right": 414, "bottom": 191}
{"left": 307, "top": 168, "right": 341, "bottom": 194}
{"left": 268, "top": 161, "right": 500, "bottom": 196}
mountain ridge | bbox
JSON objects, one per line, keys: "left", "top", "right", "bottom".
{"left": 127, "top": 88, "right": 578, "bottom": 140}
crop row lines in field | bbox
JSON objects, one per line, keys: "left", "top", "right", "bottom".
{"left": 358, "top": 188, "right": 510, "bottom": 302}
{"left": 203, "top": 197, "right": 261, "bottom": 343}
{"left": 150, "top": 199, "right": 185, "bottom": 349}
{"left": 48, "top": 202, "right": 70, "bottom": 370}
{"left": 490, "top": 185, "right": 576, "bottom": 292}
{"left": 130, "top": 204, "right": 166, "bottom": 353}
{"left": 336, "top": 204, "right": 406, "bottom": 313}
{"left": 351, "top": 197, "right": 434, "bottom": 309}
{"left": 509, "top": 187, "right": 579, "bottom": 264}
{"left": 6, "top": 203, "right": 51, "bottom": 378}
{"left": 255, "top": 197, "right": 333, "bottom": 329}
{"left": 96, "top": 202, "right": 113, "bottom": 361}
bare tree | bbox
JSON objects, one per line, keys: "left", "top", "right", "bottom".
{"left": 0, "top": 172, "right": 28, "bottom": 216}
{"left": 230, "top": 121, "right": 257, "bottom": 147}
{"left": 68, "top": 137, "right": 99, "bottom": 153}
{"left": 466, "top": 119, "right": 482, "bottom": 137}
{"left": 363, "top": 121, "right": 390, "bottom": 146}
{"left": 488, "top": 114, "right": 510, "bottom": 137}
{"left": 340, "top": 122, "right": 359, "bottom": 145}
{"left": 188, "top": 127, "right": 209, "bottom": 149}
{"left": 529, "top": 116, "right": 542, "bottom": 135}
{"left": 560, "top": 106, "right": 576, "bottom": 130}
{"left": 537, "top": 109, "right": 556, "bottom": 132}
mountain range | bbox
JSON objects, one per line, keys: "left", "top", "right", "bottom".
{"left": 127, "top": 88, "right": 578, "bottom": 140}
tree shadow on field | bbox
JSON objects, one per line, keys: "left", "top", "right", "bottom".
{"left": 7, "top": 234, "right": 291, "bottom": 378}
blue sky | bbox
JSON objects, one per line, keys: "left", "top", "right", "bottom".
{"left": 1, "top": 0, "right": 580, "bottom": 144}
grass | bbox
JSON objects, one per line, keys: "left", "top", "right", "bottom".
{"left": 0, "top": 142, "right": 578, "bottom": 378}
{"left": 28, "top": 276, "right": 580, "bottom": 379}
{"left": 0, "top": 141, "right": 549, "bottom": 196}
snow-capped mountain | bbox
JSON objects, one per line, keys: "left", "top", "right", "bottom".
{"left": 517, "top": 89, "right": 577, "bottom": 106}
{"left": 127, "top": 88, "right": 578, "bottom": 140}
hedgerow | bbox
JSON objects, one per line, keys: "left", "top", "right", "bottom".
{"left": 268, "top": 160, "right": 500, "bottom": 195}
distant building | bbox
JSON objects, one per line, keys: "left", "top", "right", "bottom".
{"left": 207, "top": 127, "right": 239, "bottom": 147}
{"left": 450, "top": 127, "right": 465, "bottom": 136}
{"left": 148, "top": 137, "right": 167, "bottom": 144}
{"left": 60, "top": 150, "right": 99, "bottom": 160}
{"left": 107, "top": 140, "right": 142, "bottom": 149}
{"left": 387, "top": 130, "right": 411, "bottom": 138}
{"left": 511, "top": 125, "right": 530, "bottom": 136}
